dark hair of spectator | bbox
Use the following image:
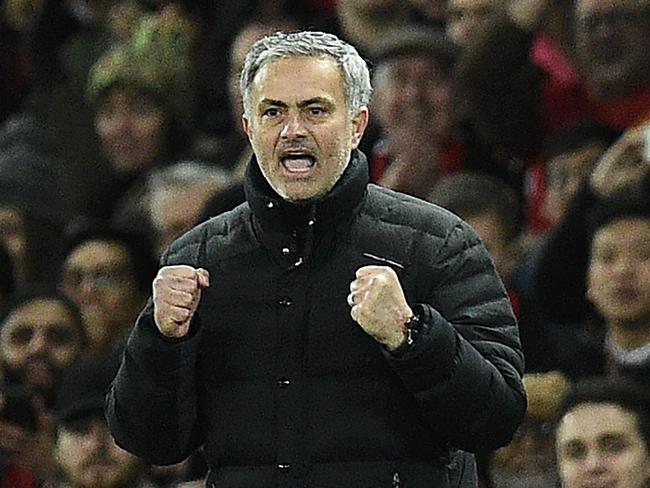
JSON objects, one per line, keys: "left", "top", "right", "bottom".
{"left": 586, "top": 193, "right": 650, "bottom": 246}
{"left": 541, "top": 120, "right": 622, "bottom": 163}
{"left": 428, "top": 171, "right": 521, "bottom": 243}
{"left": 61, "top": 221, "right": 158, "bottom": 295}
{"left": 557, "top": 376, "right": 650, "bottom": 449}
{"left": 0, "top": 288, "right": 87, "bottom": 346}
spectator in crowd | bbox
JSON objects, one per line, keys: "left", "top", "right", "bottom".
{"left": 83, "top": 8, "right": 197, "bottom": 222}
{"left": 53, "top": 354, "right": 156, "bottom": 488}
{"left": 369, "top": 29, "right": 516, "bottom": 199}
{"left": 446, "top": 0, "right": 504, "bottom": 49}
{"left": 59, "top": 223, "right": 157, "bottom": 357}
{"left": 0, "top": 118, "right": 71, "bottom": 289}
{"left": 555, "top": 377, "right": 650, "bottom": 488}
{"left": 457, "top": 0, "right": 650, "bottom": 160}
{"left": 337, "top": 0, "right": 447, "bottom": 57}
{"left": 0, "top": 290, "right": 85, "bottom": 404}
{"left": 535, "top": 124, "right": 650, "bottom": 325}
{"left": 146, "top": 161, "right": 230, "bottom": 256}
{"left": 106, "top": 30, "right": 525, "bottom": 487}
{"left": 0, "top": 290, "right": 86, "bottom": 482}
{"left": 526, "top": 120, "right": 621, "bottom": 236}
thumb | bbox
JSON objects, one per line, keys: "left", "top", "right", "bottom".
{"left": 196, "top": 268, "right": 210, "bottom": 288}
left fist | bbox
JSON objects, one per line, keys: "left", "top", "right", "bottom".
{"left": 348, "top": 265, "right": 413, "bottom": 350}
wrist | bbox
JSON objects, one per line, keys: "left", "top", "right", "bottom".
{"left": 386, "top": 312, "right": 421, "bottom": 353}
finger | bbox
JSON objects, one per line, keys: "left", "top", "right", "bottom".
{"left": 158, "top": 289, "right": 197, "bottom": 309}
{"left": 196, "top": 268, "right": 210, "bottom": 288}
{"left": 157, "top": 274, "right": 201, "bottom": 292}
{"left": 350, "top": 304, "right": 360, "bottom": 323}
{"left": 164, "top": 304, "right": 193, "bottom": 324}
{"left": 355, "top": 265, "right": 387, "bottom": 278}
{"left": 159, "top": 265, "right": 200, "bottom": 279}
{"left": 347, "top": 292, "right": 357, "bottom": 307}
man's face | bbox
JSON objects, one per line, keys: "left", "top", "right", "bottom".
{"left": 544, "top": 143, "right": 608, "bottom": 225}
{"left": 243, "top": 56, "right": 368, "bottom": 202}
{"left": 374, "top": 54, "right": 452, "bottom": 143}
{"left": 0, "top": 299, "right": 82, "bottom": 391}
{"left": 447, "top": 0, "right": 501, "bottom": 47}
{"left": 153, "top": 183, "right": 220, "bottom": 255}
{"left": 556, "top": 403, "right": 650, "bottom": 488}
{"left": 465, "top": 212, "right": 515, "bottom": 280}
{"left": 587, "top": 217, "right": 650, "bottom": 327}
{"left": 56, "top": 414, "right": 142, "bottom": 488}
{"left": 95, "top": 86, "right": 166, "bottom": 174}
{"left": 576, "top": 0, "right": 650, "bottom": 99}
{"left": 61, "top": 240, "right": 142, "bottom": 352}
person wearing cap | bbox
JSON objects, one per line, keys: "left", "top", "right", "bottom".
{"left": 84, "top": 8, "right": 197, "bottom": 225}
{"left": 369, "top": 28, "right": 516, "bottom": 200}
{"left": 53, "top": 354, "right": 153, "bottom": 488}
{"left": 106, "top": 30, "right": 525, "bottom": 487}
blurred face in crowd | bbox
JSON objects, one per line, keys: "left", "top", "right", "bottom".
{"left": 0, "top": 298, "right": 83, "bottom": 392}
{"left": 544, "top": 143, "right": 608, "bottom": 225}
{"left": 447, "top": 0, "right": 502, "bottom": 47}
{"left": 374, "top": 53, "right": 453, "bottom": 145}
{"left": 556, "top": 402, "right": 650, "bottom": 488}
{"left": 587, "top": 217, "right": 650, "bottom": 329}
{"left": 0, "top": 206, "right": 27, "bottom": 285}
{"left": 61, "top": 240, "right": 144, "bottom": 353}
{"left": 95, "top": 86, "right": 167, "bottom": 174}
{"left": 575, "top": 0, "right": 650, "bottom": 100}
{"left": 56, "top": 412, "right": 143, "bottom": 488}
{"left": 243, "top": 56, "right": 368, "bottom": 202}
{"left": 152, "top": 183, "right": 220, "bottom": 255}
{"left": 465, "top": 212, "right": 516, "bottom": 281}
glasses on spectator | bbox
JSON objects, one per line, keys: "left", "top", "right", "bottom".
{"left": 8, "top": 323, "right": 77, "bottom": 347}
{"left": 62, "top": 265, "right": 133, "bottom": 292}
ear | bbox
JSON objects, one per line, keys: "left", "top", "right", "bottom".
{"left": 242, "top": 114, "right": 253, "bottom": 142}
{"left": 350, "top": 107, "right": 369, "bottom": 150}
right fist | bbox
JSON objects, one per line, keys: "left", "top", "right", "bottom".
{"left": 152, "top": 265, "right": 210, "bottom": 338}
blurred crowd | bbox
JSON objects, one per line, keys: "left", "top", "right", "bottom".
{"left": 0, "top": 0, "right": 649, "bottom": 487}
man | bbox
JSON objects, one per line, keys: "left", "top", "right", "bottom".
{"left": 555, "top": 377, "right": 650, "bottom": 488}
{"left": 145, "top": 161, "right": 230, "bottom": 256}
{"left": 54, "top": 354, "right": 155, "bottom": 488}
{"left": 59, "top": 224, "right": 157, "bottom": 357}
{"left": 457, "top": 0, "right": 650, "bottom": 158}
{"left": 107, "top": 31, "right": 526, "bottom": 487}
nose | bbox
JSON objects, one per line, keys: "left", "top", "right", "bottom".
{"left": 29, "top": 330, "right": 48, "bottom": 354}
{"left": 280, "top": 112, "right": 307, "bottom": 140}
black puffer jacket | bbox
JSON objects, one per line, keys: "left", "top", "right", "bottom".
{"left": 107, "top": 151, "right": 526, "bottom": 488}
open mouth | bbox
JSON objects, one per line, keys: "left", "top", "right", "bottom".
{"left": 281, "top": 153, "right": 316, "bottom": 174}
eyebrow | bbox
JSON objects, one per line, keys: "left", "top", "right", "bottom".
{"left": 259, "top": 97, "right": 334, "bottom": 109}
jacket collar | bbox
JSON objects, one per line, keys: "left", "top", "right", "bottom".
{"left": 244, "top": 150, "right": 369, "bottom": 264}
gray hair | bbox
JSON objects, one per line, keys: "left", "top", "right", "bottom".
{"left": 147, "top": 161, "right": 231, "bottom": 228}
{"left": 239, "top": 30, "right": 372, "bottom": 117}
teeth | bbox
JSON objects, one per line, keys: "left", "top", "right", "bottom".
{"left": 282, "top": 156, "right": 314, "bottom": 172}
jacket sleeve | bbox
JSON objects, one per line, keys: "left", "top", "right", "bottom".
{"left": 385, "top": 221, "right": 527, "bottom": 452}
{"left": 105, "top": 256, "right": 205, "bottom": 465}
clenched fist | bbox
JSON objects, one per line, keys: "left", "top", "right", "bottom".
{"left": 347, "top": 265, "right": 412, "bottom": 350}
{"left": 153, "top": 265, "right": 210, "bottom": 338}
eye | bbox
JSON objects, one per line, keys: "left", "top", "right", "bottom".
{"left": 262, "top": 107, "right": 280, "bottom": 118}
{"left": 308, "top": 106, "right": 325, "bottom": 116}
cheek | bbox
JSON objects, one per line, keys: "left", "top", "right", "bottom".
{"left": 0, "top": 344, "right": 27, "bottom": 367}
{"left": 51, "top": 345, "right": 79, "bottom": 368}
{"left": 134, "top": 114, "right": 165, "bottom": 141}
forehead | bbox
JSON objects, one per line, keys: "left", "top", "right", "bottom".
{"left": 3, "top": 298, "right": 74, "bottom": 329}
{"left": 251, "top": 56, "right": 346, "bottom": 102}
{"left": 593, "top": 217, "right": 650, "bottom": 243}
{"left": 66, "top": 240, "right": 130, "bottom": 266}
{"left": 578, "top": 0, "right": 647, "bottom": 14}
{"left": 558, "top": 403, "right": 641, "bottom": 442}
